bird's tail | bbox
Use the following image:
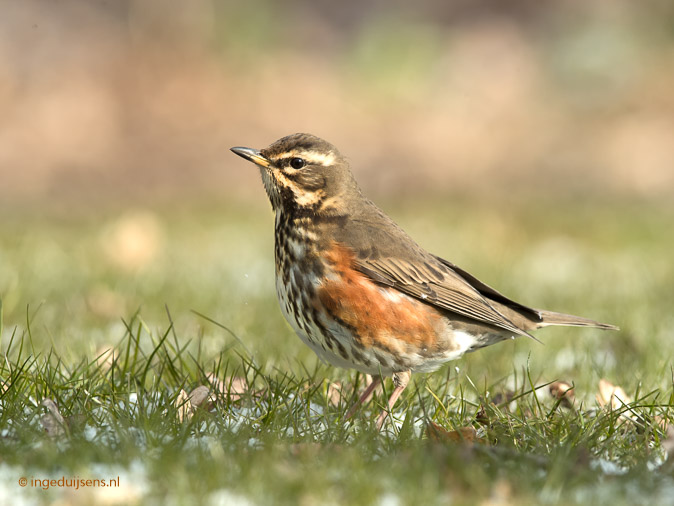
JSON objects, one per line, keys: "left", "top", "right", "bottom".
{"left": 536, "top": 309, "right": 619, "bottom": 331}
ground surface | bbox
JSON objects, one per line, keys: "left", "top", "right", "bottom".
{"left": 1, "top": 197, "right": 673, "bottom": 505}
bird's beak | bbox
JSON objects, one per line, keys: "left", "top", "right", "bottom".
{"left": 230, "top": 146, "right": 271, "bottom": 168}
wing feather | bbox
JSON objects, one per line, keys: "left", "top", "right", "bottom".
{"left": 331, "top": 203, "right": 536, "bottom": 338}
{"left": 356, "top": 256, "right": 532, "bottom": 337}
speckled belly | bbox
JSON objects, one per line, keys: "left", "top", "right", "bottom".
{"left": 274, "top": 236, "right": 493, "bottom": 375}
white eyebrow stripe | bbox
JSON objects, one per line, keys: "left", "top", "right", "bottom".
{"left": 275, "top": 150, "right": 337, "bottom": 166}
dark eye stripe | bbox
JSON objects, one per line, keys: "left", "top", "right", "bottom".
{"left": 276, "top": 158, "right": 299, "bottom": 168}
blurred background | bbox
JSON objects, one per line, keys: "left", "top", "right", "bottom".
{"left": 0, "top": 0, "right": 672, "bottom": 384}
{"left": 1, "top": 0, "right": 673, "bottom": 203}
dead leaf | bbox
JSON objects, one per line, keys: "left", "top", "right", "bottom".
{"left": 189, "top": 385, "right": 216, "bottom": 411}
{"left": 597, "top": 379, "right": 640, "bottom": 425}
{"left": 95, "top": 345, "right": 116, "bottom": 371}
{"left": 205, "top": 372, "right": 225, "bottom": 394}
{"left": 654, "top": 414, "right": 668, "bottom": 431}
{"left": 206, "top": 372, "right": 266, "bottom": 402}
{"left": 448, "top": 426, "right": 479, "bottom": 443}
{"left": 176, "top": 385, "right": 219, "bottom": 423}
{"left": 327, "top": 382, "right": 343, "bottom": 406}
{"left": 549, "top": 381, "right": 575, "bottom": 409}
{"left": 427, "top": 422, "right": 480, "bottom": 444}
{"left": 227, "top": 377, "right": 249, "bottom": 401}
{"left": 206, "top": 373, "right": 252, "bottom": 402}
{"left": 475, "top": 405, "right": 490, "bottom": 426}
{"left": 476, "top": 390, "right": 515, "bottom": 426}
{"left": 662, "top": 425, "right": 674, "bottom": 459}
{"left": 597, "top": 379, "right": 631, "bottom": 409}
{"left": 175, "top": 389, "right": 191, "bottom": 423}
{"left": 41, "top": 398, "right": 67, "bottom": 437}
{"left": 491, "top": 390, "right": 515, "bottom": 407}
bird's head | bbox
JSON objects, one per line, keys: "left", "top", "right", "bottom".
{"left": 231, "top": 133, "right": 360, "bottom": 216}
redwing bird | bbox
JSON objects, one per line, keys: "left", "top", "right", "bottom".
{"left": 231, "top": 133, "right": 618, "bottom": 429}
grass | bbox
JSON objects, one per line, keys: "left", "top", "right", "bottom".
{"left": 1, "top": 196, "right": 673, "bottom": 505}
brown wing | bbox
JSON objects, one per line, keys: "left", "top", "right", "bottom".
{"left": 432, "top": 256, "right": 545, "bottom": 321}
{"left": 355, "top": 255, "right": 534, "bottom": 338}
{"left": 327, "top": 197, "right": 540, "bottom": 338}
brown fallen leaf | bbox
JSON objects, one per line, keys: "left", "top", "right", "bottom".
{"left": 549, "top": 381, "right": 575, "bottom": 409}
{"left": 654, "top": 414, "right": 668, "bottom": 431}
{"left": 491, "top": 390, "right": 515, "bottom": 407}
{"left": 326, "top": 382, "right": 343, "bottom": 406}
{"left": 189, "top": 385, "right": 216, "bottom": 411}
{"left": 227, "top": 377, "right": 249, "bottom": 401}
{"left": 427, "top": 421, "right": 480, "bottom": 444}
{"left": 206, "top": 373, "right": 253, "bottom": 402}
{"left": 176, "top": 385, "right": 219, "bottom": 423}
{"left": 175, "top": 389, "right": 191, "bottom": 423}
{"left": 41, "top": 398, "right": 67, "bottom": 437}
{"left": 662, "top": 425, "right": 674, "bottom": 459}
{"left": 597, "top": 379, "right": 631, "bottom": 410}
{"left": 206, "top": 372, "right": 227, "bottom": 396}
{"left": 475, "top": 405, "right": 490, "bottom": 426}
{"left": 95, "top": 345, "right": 116, "bottom": 371}
{"left": 205, "top": 372, "right": 225, "bottom": 394}
{"left": 475, "top": 390, "right": 516, "bottom": 427}
{"left": 597, "top": 379, "right": 641, "bottom": 425}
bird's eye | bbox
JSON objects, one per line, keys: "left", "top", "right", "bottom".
{"left": 290, "top": 157, "right": 305, "bottom": 169}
